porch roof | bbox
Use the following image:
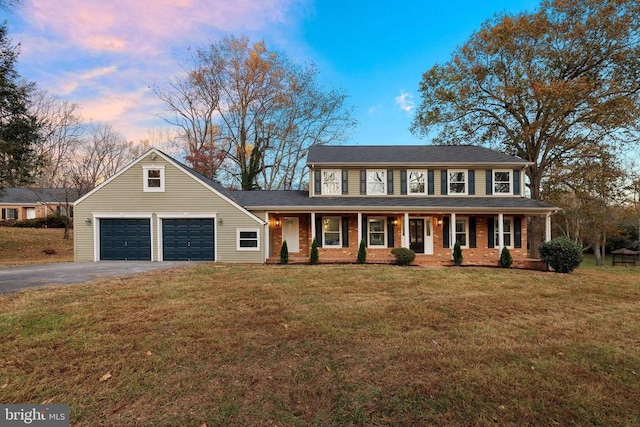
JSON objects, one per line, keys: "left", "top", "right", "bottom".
{"left": 229, "top": 190, "right": 559, "bottom": 214}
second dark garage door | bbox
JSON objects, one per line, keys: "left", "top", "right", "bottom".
{"left": 162, "top": 219, "right": 215, "bottom": 261}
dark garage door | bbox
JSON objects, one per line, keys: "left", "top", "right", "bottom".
{"left": 100, "top": 218, "right": 151, "bottom": 261}
{"left": 162, "top": 219, "right": 215, "bottom": 261}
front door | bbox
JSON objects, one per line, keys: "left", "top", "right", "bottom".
{"left": 409, "top": 219, "right": 424, "bottom": 254}
{"left": 282, "top": 217, "right": 300, "bottom": 253}
{"left": 424, "top": 217, "right": 434, "bottom": 255}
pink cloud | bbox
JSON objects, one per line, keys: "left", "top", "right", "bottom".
{"left": 27, "top": 0, "right": 301, "bottom": 54}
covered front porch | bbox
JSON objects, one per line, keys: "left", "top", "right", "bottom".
{"left": 264, "top": 210, "right": 552, "bottom": 269}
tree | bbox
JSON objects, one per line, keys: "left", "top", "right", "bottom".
{"left": 155, "top": 35, "right": 355, "bottom": 189}
{"left": 411, "top": 0, "right": 640, "bottom": 254}
{"left": 68, "top": 123, "right": 134, "bottom": 194}
{"left": 0, "top": 24, "right": 42, "bottom": 188}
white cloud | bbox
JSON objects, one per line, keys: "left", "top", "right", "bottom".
{"left": 395, "top": 90, "right": 415, "bottom": 115}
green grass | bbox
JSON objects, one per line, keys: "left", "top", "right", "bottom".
{"left": 1, "top": 264, "right": 639, "bottom": 426}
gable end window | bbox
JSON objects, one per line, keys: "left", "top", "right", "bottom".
{"left": 322, "top": 170, "right": 341, "bottom": 195}
{"left": 237, "top": 228, "right": 260, "bottom": 251}
{"left": 367, "top": 170, "right": 386, "bottom": 195}
{"left": 408, "top": 170, "right": 427, "bottom": 195}
{"left": 448, "top": 170, "right": 467, "bottom": 195}
{"left": 493, "top": 170, "right": 512, "bottom": 194}
{"left": 143, "top": 165, "right": 165, "bottom": 192}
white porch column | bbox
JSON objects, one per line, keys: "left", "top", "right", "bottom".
{"left": 357, "top": 212, "right": 363, "bottom": 245}
{"left": 403, "top": 213, "right": 410, "bottom": 248}
{"left": 450, "top": 212, "right": 456, "bottom": 259}
{"left": 311, "top": 212, "right": 316, "bottom": 243}
{"left": 264, "top": 212, "right": 270, "bottom": 263}
{"left": 498, "top": 213, "right": 504, "bottom": 253}
{"left": 545, "top": 213, "right": 552, "bottom": 242}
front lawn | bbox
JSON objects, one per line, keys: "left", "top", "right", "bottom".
{"left": 0, "top": 227, "right": 73, "bottom": 267}
{"left": 1, "top": 264, "right": 638, "bottom": 426}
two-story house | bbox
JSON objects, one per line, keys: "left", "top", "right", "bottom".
{"left": 73, "top": 145, "right": 558, "bottom": 267}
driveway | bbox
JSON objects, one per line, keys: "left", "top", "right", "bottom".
{"left": 0, "top": 261, "right": 202, "bottom": 293}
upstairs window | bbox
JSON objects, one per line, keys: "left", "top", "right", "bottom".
{"left": 143, "top": 166, "right": 165, "bottom": 192}
{"left": 367, "top": 170, "right": 386, "bottom": 195}
{"left": 493, "top": 170, "right": 512, "bottom": 194}
{"left": 322, "top": 170, "right": 341, "bottom": 195}
{"left": 408, "top": 170, "right": 426, "bottom": 194}
{"left": 448, "top": 170, "right": 467, "bottom": 195}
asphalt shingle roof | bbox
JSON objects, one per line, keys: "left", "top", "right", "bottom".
{"left": 0, "top": 188, "right": 82, "bottom": 204}
{"left": 228, "top": 190, "right": 557, "bottom": 213}
{"left": 307, "top": 145, "right": 530, "bottom": 166}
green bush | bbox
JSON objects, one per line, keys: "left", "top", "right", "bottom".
{"left": 45, "top": 214, "right": 70, "bottom": 228}
{"left": 391, "top": 247, "right": 416, "bottom": 266}
{"left": 538, "top": 237, "right": 583, "bottom": 273}
{"left": 310, "top": 238, "right": 319, "bottom": 265}
{"left": 357, "top": 239, "right": 366, "bottom": 264}
{"left": 453, "top": 241, "right": 463, "bottom": 265}
{"left": 14, "top": 218, "right": 44, "bottom": 228}
{"left": 499, "top": 246, "right": 513, "bottom": 268}
{"left": 280, "top": 240, "right": 289, "bottom": 264}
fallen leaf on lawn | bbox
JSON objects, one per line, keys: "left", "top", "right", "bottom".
{"left": 146, "top": 351, "right": 152, "bottom": 356}
{"left": 99, "top": 372, "right": 112, "bottom": 382}
{"left": 200, "top": 423, "right": 208, "bottom": 427}
{"left": 1, "top": 383, "right": 7, "bottom": 389}
{"left": 41, "top": 398, "right": 54, "bottom": 404}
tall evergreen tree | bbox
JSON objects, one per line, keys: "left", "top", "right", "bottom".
{"left": 0, "top": 23, "right": 41, "bottom": 188}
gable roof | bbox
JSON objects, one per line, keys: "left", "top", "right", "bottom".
{"left": 0, "top": 188, "right": 82, "bottom": 205}
{"left": 307, "top": 145, "right": 531, "bottom": 167}
{"left": 74, "top": 148, "right": 265, "bottom": 225}
{"left": 229, "top": 190, "right": 558, "bottom": 214}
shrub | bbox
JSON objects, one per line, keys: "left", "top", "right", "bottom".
{"left": 310, "top": 238, "right": 319, "bottom": 265}
{"left": 357, "top": 239, "right": 366, "bottom": 264}
{"left": 538, "top": 237, "right": 583, "bottom": 273}
{"left": 391, "top": 247, "right": 416, "bottom": 266}
{"left": 499, "top": 246, "right": 513, "bottom": 268}
{"left": 453, "top": 241, "right": 463, "bottom": 265}
{"left": 280, "top": 240, "right": 289, "bottom": 264}
{"left": 14, "top": 218, "right": 44, "bottom": 228}
{"left": 44, "top": 214, "right": 70, "bottom": 228}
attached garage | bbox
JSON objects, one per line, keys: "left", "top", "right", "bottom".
{"left": 162, "top": 218, "right": 215, "bottom": 261}
{"left": 100, "top": 218, "right": 152, "bottom": 261}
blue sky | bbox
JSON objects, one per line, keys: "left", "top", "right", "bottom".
{"left": 3, "top": 0, "right": 542, "bottom": 146}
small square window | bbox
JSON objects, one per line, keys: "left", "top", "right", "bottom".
{"left": 237, "top": 228, "right": 260, "bottom": 251}
{"left": 143, "top": 166, "right": 165, "bottom": 192}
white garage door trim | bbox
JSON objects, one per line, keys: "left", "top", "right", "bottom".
{"left": 157, "top": 213, "right": 218, "bottom": 262}
{"left": 92, "top": 213, "right": 153, "bottom": 261}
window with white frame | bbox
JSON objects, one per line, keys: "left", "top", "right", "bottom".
{"left": 494, "top": 217, "right": 513, "bottom": 247}
{"left": 2, "top": 208, "right": 18, "bottom": 220}
{"left": 455, "top": 218, "right": 468, "bottom": 247}
{"left": 237, "top": 228, "right": 260, "bottom": 251}
{"left": 143, "top": 166, "right": 165, "bottom": 192}
{"left": 368, "top": 217, "right": 386, "bottom": 247}
{"left": 408, "top": 170, "right": 426, "bottom": 194}
{"left": 323, "top": 217, "right": 341, "bottom": 247}
{"left": 448, "top": 170, "right": 467, "bottom": 195}
{"left": 367, "top": 170, "right": 386, "bottom": 195}
{"left": 322, "top": 170, "right": 341, "bottom": 195}
{"left": 493, "top": 170, "right": 512, "bottom": 194}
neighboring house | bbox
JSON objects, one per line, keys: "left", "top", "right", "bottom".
{"left": 0, "top": 188, "right": 77, "bottom": 222}
{"left": 73, "top": 146, "right": 559, "bottom": 267}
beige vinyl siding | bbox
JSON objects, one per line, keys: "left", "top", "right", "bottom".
{"left": 74, "top": 157, "right": 263, "bottom": 263}
{"left": 433, "top": 169, "right": 442, "bottom": 196}
{"left": 474, "top": 169, "right": 486, "bottom": 196}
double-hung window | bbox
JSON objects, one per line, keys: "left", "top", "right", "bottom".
{"left": 494, "top": 217, "right": 513, "bottom": 247}
{"left": 322, "top": 170, "right": 341, "bottom": 195}
{"left": 448, "top": 170, "right": 467, "bottom": 195}
{"left": 455, "top": 218, "right": 468, "bottom": 247}
{"left": 237, "top": 228, "right": 260, "bottom": 251}
{"left": 368, "top": 217, "right": 386, "bottom": 247}
{"left": 493, "top": 170, "right": 512, "bottom": 194}
{"left": 408, "top": 170, "right": 426, "bottom": 195}
{"left": 1, "top": 208, "right": 18, "bottom": 220}
{"left": 322, "top": 217, "right": 341, "bottom": 247}
{"left": 143, "top": 165, "right": 165, "bottom": 192}
{"left": 367, "top": 170, "right": 386, "bottom": 195}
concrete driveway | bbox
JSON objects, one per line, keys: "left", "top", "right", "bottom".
{"left": 0, "top": 261, "right": 202, "bottom": 293}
